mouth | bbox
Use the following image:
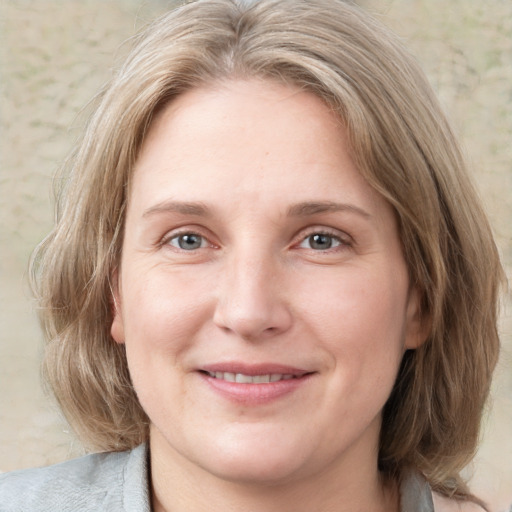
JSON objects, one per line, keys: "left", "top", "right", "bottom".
{"left": 198, "top": 363, "right": 316, "bottom": 407}
{"left": 198, "top": 361, "right": 317, "bottom": 406}
{"left": 197, "top": 363, "right": 314, "bottom": 403}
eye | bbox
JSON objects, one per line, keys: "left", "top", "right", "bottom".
{"left": 167, "top": 233, "right": 208, "bottom": 250}
{"left": 299, "top": 233, "right": 344, "bottom": 251}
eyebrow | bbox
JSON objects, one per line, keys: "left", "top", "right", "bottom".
{"left": 142, "top": 200, "right": 211, "bottom": 218}
{"left": 142, "top": 200, "right": 371, "bottom": 220}
{"left": 286, "top": 201, "right": 371, "bottom": 219}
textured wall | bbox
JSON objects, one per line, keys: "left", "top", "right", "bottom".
{"left": 1, "top": 1, "right": 510, "bottom": 509}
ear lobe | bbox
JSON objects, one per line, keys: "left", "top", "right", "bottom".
{"left": 110, "top": 270, "right": 125, "bottom": 345}
{"left": 404, "top": 286, "right": 431, "bottom": 350}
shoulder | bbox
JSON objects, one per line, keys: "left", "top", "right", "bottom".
{"left": 0, "top": 444, "right": 148, "bottom": 512}
{"left": 432, "top": 493, "right": 487, "bottom": 512}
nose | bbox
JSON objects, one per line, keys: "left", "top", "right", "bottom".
{"left": 213, "top": 252, "right": 293, "bottom": 341}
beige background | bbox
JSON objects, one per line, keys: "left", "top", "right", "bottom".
{"left": 1, "top": 1, "right": 511, "bottom": 510}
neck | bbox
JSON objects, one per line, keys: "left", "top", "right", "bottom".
{"left": 149, "top": 427, "right": 399, "bottom": 512}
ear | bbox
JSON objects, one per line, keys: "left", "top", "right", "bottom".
{"left": 110, "top": 268, "right": 125, "bottom": 345}
{"left": 404, "top": 286, "right": 431, "bottom": 350}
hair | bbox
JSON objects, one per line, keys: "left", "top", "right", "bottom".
{"left": 31, "top": 0, "right": 504, "bottom": 504}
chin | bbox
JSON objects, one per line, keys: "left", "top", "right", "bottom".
{"left": 190, "top": 429, "right": 315, "bottom": 486}
{"left": 202, "top": 453, "right": 308, "bottom": 486}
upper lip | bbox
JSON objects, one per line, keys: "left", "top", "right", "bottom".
{"left": 199, "top": 362, "right": 312, "bottom": 377}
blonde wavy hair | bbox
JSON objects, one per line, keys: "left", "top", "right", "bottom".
{"left": 31, "top": 0, "right": 504, "bottom": 503}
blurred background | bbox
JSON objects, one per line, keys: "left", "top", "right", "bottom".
{"left": 0, "top": 1, "right": 510, "bottom": 509}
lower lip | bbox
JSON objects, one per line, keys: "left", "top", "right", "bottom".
{"left": 200, "top": 373, "right": 313, "bottom": 405}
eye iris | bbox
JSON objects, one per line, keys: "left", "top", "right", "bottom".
{"left": 178, "top": 234, "right": 202, "bottom": 250}
{"left": 309, "top": 234, "right": 332, "bottom": 250}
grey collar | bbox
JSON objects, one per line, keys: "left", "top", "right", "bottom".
{"left": 400, "top": 469, "right": 435, "bottom": 512}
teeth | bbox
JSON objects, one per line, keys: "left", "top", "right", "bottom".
{"left": 253, "top": 375, "right": 270, "bottom": 383}
{"left": 207, "top": 372, "right": 295, "bottom": 384}
{"left": 236, "top": 373, "right": 253, "bottom": 383}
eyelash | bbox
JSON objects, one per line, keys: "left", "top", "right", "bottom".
{"left": 160, "top": 227, "right": 352, "bottom": 254}
{"left": 296, "top": 228, "right": 352, "bottom": 252}
{"left": 161, "top": 230, "right": 213, "bottom": 251}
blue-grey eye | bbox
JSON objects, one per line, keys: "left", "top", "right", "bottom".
{"left": 169, "top": 233, "right": 206, "bottom": 250}
{"left": 300, "top": 233, "right": 341, "bottom": 250}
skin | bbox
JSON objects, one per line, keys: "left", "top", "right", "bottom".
{"left": 111, "top": 79, "right": 426, "bottom": 512}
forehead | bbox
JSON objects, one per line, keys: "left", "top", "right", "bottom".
{"left": 129, "top": 78, "right": 390, "bottom": 221}
{"left": 140, "top": 78, "right": 344, "bottom": 166}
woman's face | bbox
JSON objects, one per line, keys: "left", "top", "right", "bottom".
{"left": 112, "top": 79, "right": 424, "bottom": 485}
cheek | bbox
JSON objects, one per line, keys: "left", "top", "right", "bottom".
{"left": 304, "top": 267, "right": 407, "bottom": 334}
{"left": 298, "top": 267, "right": 409, "bottom": 377}
{"left": 121, "top": 263, "right": 216, "bottom": 350}
{"left": 119, "top": 270, "right": 207, "bottom": 415}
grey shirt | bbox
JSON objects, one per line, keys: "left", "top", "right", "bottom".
{"left": 0, "top": 444, "right": 441, "bottom": 511}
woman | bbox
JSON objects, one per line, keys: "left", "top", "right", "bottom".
{"left": 0, "top": 0, "right": 504, "bottom": 510}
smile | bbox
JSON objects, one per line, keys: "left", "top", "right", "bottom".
{"left": 205, "top": 372, "right": 297, "bottom": 384}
